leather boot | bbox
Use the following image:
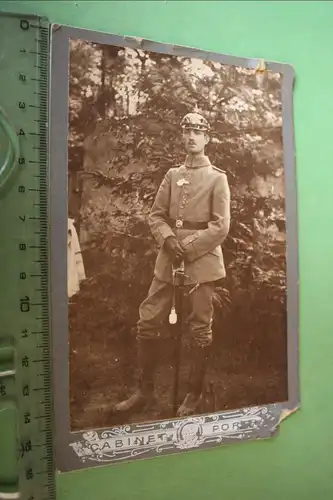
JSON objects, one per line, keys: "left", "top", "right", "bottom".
{"left": 176, "top": 345, "right": 211, "bottom": 418}
{"left": 113, "top": 339, "right": 158, "bottom": 414}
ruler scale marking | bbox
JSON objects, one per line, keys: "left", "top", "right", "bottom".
{"left": 0, "top": 14, "right": 55, "bottom": 500}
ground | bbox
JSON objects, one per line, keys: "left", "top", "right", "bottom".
{"left": 68, "top": 257, "right": 288, "bottom": 432}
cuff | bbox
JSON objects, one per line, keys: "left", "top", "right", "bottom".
{"left": 181, "top": 233, "right": 199, "bottom": 262}
{"left": 155, "top": 225, "right": 175, "bottom": 246}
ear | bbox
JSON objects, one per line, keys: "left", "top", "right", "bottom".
{"left": 205, "top": 133, "right": 210, "bottom": 145}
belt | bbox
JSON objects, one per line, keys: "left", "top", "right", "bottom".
{"left": 168, "top": 218, "right": 208, "bottom": 230}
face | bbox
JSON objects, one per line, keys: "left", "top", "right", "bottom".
{"left": 182, "top": 128, "right": 209, "bottom": 154}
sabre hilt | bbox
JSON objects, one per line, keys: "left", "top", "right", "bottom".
{"left": 174, "top": 260, "right": 185, "bottom": 284}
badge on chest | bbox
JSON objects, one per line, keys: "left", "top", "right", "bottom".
{"left": 177, "top": 178, "right": 190, "bottom": 187}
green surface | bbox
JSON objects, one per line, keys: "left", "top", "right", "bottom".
{"left": 1, "top": 1, "right": 333, "bottom": 499}
{"left": 0, "top": 402, "right": 18, "bottom": 485}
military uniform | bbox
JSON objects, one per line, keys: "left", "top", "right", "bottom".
{"left": 114, "top": 111, "right": 231, "bottom": 417}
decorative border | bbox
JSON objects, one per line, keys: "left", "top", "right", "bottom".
{"left": 50, "top": 25, "right": 299, "bottom": 472}
{"left": 69, "top": 404, "right": 282, "bottom": 465}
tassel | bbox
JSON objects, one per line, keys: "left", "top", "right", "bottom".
{"left": 169, "top": 306, "right": 177, "bottom": 324}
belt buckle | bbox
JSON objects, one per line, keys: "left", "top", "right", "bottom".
{"left": 175, "top": 219, "right": 183, "bottom": 228}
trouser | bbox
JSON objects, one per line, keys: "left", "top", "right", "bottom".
{"left": 113, "top": 278, "right": 215, "bottom": 414}
{"left": 137, "top": 277, "right": 215, "bottom": 347}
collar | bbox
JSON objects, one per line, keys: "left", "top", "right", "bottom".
{"left": 184, "top": 155, "right": 211, "bottom": 169}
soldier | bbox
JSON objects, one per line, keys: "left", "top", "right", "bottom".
{"left": 114, "top": 109, "right": 231, "bottom": 418}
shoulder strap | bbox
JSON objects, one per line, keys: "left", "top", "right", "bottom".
{"left": 212, "top": 165, "right": 226, "bottom": 174}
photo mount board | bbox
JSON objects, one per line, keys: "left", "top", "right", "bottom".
{"left": 50, "top": 24, "right": 299, "bottom": 472}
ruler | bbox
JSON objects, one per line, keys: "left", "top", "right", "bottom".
{"left": 0, "top": 12, "right": 55, "bottom": 500}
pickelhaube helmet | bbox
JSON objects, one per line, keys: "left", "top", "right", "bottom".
{"left": 180, "top": 105, "right": 210, "bottom": 132}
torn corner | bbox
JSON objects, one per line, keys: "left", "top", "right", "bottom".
{"left": 278, "top": 405, "right": 300, "bottom": 426}
{"left": 52, "top": 24, "right": 63, "bottom": 33}
{"left": 255, "top": 59, "right": 266, "bottom": 74}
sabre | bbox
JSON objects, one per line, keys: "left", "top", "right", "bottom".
{"left": 169, "top": 259, "right": 186, "bottom": 416}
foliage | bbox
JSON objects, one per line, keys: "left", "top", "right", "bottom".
{"left": 68, "top": 40, "right": 288, "bottom": 428}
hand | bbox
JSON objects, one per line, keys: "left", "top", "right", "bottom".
{"left": 164, "top": 236, "right": 185, "bottom": 262}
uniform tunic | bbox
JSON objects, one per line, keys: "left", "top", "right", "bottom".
{"left": 137, "top": 154, "right": 231, "bottom": 347}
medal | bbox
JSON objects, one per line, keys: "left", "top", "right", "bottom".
{"left": 177, "top": 178, "right": 190, "bottom": 187}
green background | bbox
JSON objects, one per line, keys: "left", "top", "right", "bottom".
{"left": 1, "top": 1, "right": 333, "bottom": 498}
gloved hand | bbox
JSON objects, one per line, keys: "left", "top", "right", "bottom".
{"left": 164, "top": 236, "right": 185, "bottom": 262}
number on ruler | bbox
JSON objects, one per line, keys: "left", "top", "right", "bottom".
{"left": 21, "top": 328, "right": 28, "bottom": 338}
{"left": 20, "top": 296, "right": 30, "bottom": 312}
{"left": 19, "top": 18, "right": 29, "bottom": 54}
{"left": 20, "top": 20, "right": 30, "bottom": 30}
{"left": 20, "top": 439, "right": 32, "bottom": 457}
{"left": 22, "top": 384, "right": 30, "bottom": 397}
{"left": 26, "top": 468, "right": 34, "bottom": 480}
{"left": 21, "top": 356, "right": 29, "bottom": 368}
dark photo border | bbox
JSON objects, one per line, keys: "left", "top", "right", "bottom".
{"left": 50, "top": 25, "right": 298, "bottom": 472}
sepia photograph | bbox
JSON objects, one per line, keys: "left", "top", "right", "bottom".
{"left": 67, "top": 37, "right": 288, "bottom": 434}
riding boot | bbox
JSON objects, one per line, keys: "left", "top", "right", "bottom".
{"left": 176, "top": 345, "right": 211, "bottom": 418}
{"left": 113, "top": 339, "right": 158, "bottom": 414}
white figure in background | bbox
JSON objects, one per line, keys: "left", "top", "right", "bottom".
{"left": 68, "top": 217, "right": 86, "bottom": 298}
